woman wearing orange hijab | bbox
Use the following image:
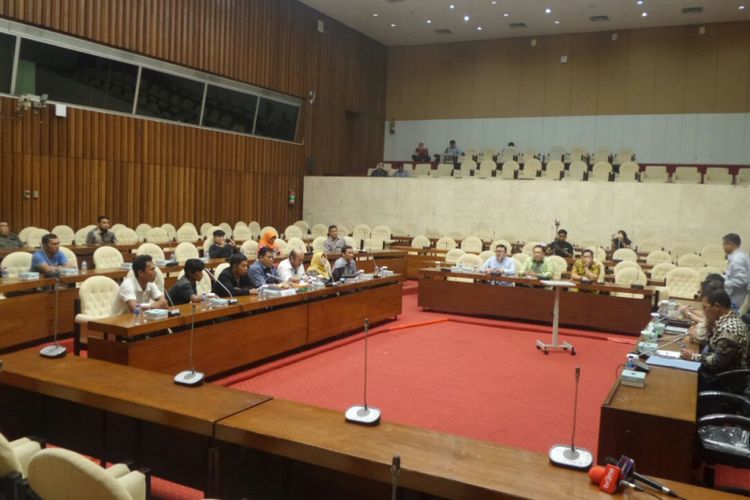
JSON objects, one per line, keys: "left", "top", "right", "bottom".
{"left": 258, "top": 229, "right": 279, "bottom": 252}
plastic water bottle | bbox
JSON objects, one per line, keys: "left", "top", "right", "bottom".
{"left": 133, "top": 307, "right": 142, "bottom": 325}
{"left": 81, "top": 261, "right": 88, "bottom": 272}
{"left": 1, "top": 267, "right": 8, "bottom": 279}
{"left": 201, "top": 292, "right": 207, "bottom": 310}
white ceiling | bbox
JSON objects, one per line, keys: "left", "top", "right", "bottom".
{"left": 299, "top": 0, "right": 750, "bottom": 46}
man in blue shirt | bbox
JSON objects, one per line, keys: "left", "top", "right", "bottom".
{"left": 31, "top": 233, "right": 74, "bottom": 276}
{"left": 480, "top": 243, "right": 516, "bottom": 286}
{"left": 247, "top": 246, "right": 286, "bottom": 288}
{"left": 723, "top": 233, "right": 750, "bottom": 311}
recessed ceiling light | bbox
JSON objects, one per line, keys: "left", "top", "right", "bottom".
{"left": 740, "top": 5, "right": 747, "bottom": 9}
{"left": 503, "top": 13, "right": 509, "bottom": 17}
{"left": 545, "top": 8, "right": 552, "bottom": 14}
{"left": 637, "top": 1, "right": 643, "bottom": 5}
{"left": 464, "top": 15, "right": 470, "bottom": 22}
{"left": 390, "top": 23, "right": 397, "bottom": 27}
{"left": 491, "top": 1, "right": 497, "bottom": 4}
{"left": 641, "top": 11, "right": 648, "bottom": 17}
{"left": 372, "top": 13, "right": 378, "bottom": 17}
{"left": 426, "top": 19, "right": 432, "bottom": 24}
{"left": 477, "top": 26, "right": 483, "bottom": 31}
{"left": 449, "top": 4, "right": 455, "bottom": 9}
{"left": 554, "top": 20, "right": 560, "bottom": 24}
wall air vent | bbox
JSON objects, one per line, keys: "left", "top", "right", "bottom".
{"left": 508, "top": 23, "right": 527, "bottom": 29}
{"left": 590, "top": 15, "right": 610, "bottom": 22}
{"left": 434, "top": 29, "right": 452, "bottom": 34}
{"left": 682, "top": 7, "right": 703, "bottom": 14}
{"left": 385, "top": 0, "right": 407, "bottom": 3}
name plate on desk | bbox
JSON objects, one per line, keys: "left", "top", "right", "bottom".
{"left": 59, "top": 268, "right": 79, "bottom": 276}
{"left": 18, "top": 272, "right": 40, "bottom": 280}
{"left": 144, "top": 309, "right": 169, "bottom": 320}
{"left": 263, "top": 288, "right": 297, "bottom": 298}
{"left": 540, "top": 280, "right": 576, "bottom": 287}
{"left": 156, "top": 259, "right": 177, "bottom": 267}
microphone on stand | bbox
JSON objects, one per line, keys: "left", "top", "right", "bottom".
{"left": 40, "top": 277, "right": 67, "bottom": 358}
{"left": 204, "top": 267, "right": 238, "bottom": 304}
{"left": 345, "top": 317, "right": 381, "bottom": 425}
{"left": 548, "top": 367, "right": 593, "bottom": 470}
{"left": 174, "top": 303, "right": 204, "bottom": 387}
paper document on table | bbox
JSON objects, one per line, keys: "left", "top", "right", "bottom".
{"left": 654, "top": 349, "right": 681, "bottom": 358}
{"left": 646, "top": 356, "right": 700, "bottom": 372}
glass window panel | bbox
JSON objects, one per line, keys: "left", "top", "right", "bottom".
{"left": 253, "top": 98, "right": 299, "bottom": 142}
{"left": 0, "top": 33, "right": 15, "bottom": 93}
{"left": 202, "top": 85, "right": 258, "bottom": 134}
{"left": 136, "top": 68, "right": 203, "bottom": 124}
{"left": 16, "top": 39, "right": 137, "bottom": 113}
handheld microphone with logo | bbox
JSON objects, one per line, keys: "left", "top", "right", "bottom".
{"left": 588, "top": 464, "right": 645, "bottom": 494}
{"left": 345, "top": 317, "right": 381, "bottom": 426}
{"left": 605, "top": 457, "right": 682, "bottom": 498}
{"left": 205, "top": 268, "right": 238, "bottom": 304}
{"left": 40, "top": 277, "right": 67, "bottom": 358}
{"left": 174, "top": 304, "right": 204, "bottom": 387}
{"left": 391, "top": 454, "right": 401, "bottom": 500}
{"left": 548, "top": 367, "right": 593, "bottom": 470}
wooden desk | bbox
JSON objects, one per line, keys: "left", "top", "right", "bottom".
{"left": 215, "top": 398, "right": 729, "bottom": 499}
{"left": 87, "top": 275, "right": 403, "bottom": 377}
{"left": 419, "top": 269, "right": 655, "bottom": 335}
{"left": 0, "top": 348, "right": 269, "bottom": 493}
{"left": 598, "top": 366, "right": 698, "bottom": 483}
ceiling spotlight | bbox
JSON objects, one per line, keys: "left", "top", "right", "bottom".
{"left": 477, "top": 26, "right": 483, "bottom": 31}
{"left": 641, "top": 11, "right": 648, "bottom": 17}
{"left": 637, "top": 0, "right": 643, "bottom": 4}
{"left": 554, "top": 20, "right": 560, "bottom": 24}
{"left": 464, "top": 15, "right": 470, "bottom": 22}
{"left": 449, "top": 4, "right": 455, "bottom": 9}
{"left": 390, "top": 23, "right": 397, "bottom": 27}
{"left": 504, "top": 13, "right": 509, "bottom": 17}
{"left": 426, "top": 19, "right": 432, "bottom": 23}
{"left": 545, "top": 8, "right": 552, "bottom": 14}
{"left": 491, "top": 0, "right": 497, "bottom": 4}
{"left": 372, "top": 13, "right": 378, "bottom": 17}
{"left": 740, "top": 5, "right": 747, "bottom": 9}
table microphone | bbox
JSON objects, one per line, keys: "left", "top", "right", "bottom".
{"left": 204, "top": 268, "right": 238, "bottom": 304}
{"left": 164, "top": 290, "right": 182, "bottom": 316}
{"left": 605, "top": 457, "right": 682, "bottom": 498}
{"left": 345, "top": 317, "right": 381, "bottom": 425}
{"left": 174, "top": 303, "right": 204, "bottom": 387}
{"left": 40, "top": 277, "right": 67, "bottom": 358}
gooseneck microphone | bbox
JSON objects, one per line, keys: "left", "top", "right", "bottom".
{"left": 205, "top": 267, "right": 238, "bottom": 304}
{"left": 174, "top": 304, "right": 204, "bottom": 387}
{"left": 40, "top": 277, "right": 67, "bottom": 358}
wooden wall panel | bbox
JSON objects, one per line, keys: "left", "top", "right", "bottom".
{"left": 0, "top": 0, "right": 387, "bottom": 230}
{"left": 387, "top": 21, "right": 750, "bottom": 120}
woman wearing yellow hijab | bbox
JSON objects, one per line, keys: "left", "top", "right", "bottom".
{"left": 307, "top": 252, "right": 331, "bottom": 279}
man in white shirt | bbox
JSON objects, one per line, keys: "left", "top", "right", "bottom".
{"left": 723, "top": 233, "right": 750, "bottom": 312}
{"left": 480, "top": 244, "right": 516, "bottom": 286}
{"left": 116, "top": 255, "right": 168, "bottom": 315}
{"left": 277, "top": 248, "right": 307, "bottom": 284}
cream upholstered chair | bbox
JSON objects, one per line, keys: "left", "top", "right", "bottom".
{"left": 0, "top": 432, "right": 43, "bottom": 480}
{"left": 659, "top": 267, "right": 700, "bottom": 300}
{"left": 311, "top": 237, "right": 326, "bottom": 252}
{"left": 176, "top": 268, "right": 212, "bottom": 296}
{"left": 522, "top": 242, "right": 542, "bottom": 255}
{"left": 478, "top": 250, "right": 494, "bottom": 263}
{"left": 75, "top": 276, "right": 121, "bottom": 352}
{"left": 311, "top": 224, "right": 328, "bottom": 238}
{"left": 425, "top": 227, "right": 443, "bottom": 239}
{"left": 677, "top": 253, "right": 704, "bottom": 271}
{"left": 704, "top": 168, "right": 733, "bottom": 185}
{"left": 26, "top": 228, "right": 49, "bottom": 248}
{"left": 697, "top": 266, "right": 724, "bottom": 283}
{"left": 646, "top": 250, "right": 673, "bottom": 265}
{"left": 293, "top": 220, "right": 309, "bottom": 234}
{"left": 134, "top": 223, "right": 152, "bottom": 242}
{"left": 371, "top": 225, "right": 392, "bottom": 246}
{"left": 614, "top": 260, "right": 641, "bottom": 275}
{"left": 673, "top": 166, "right": 701, "bottom": 184}
{"left": 362, "top": 238, "right": 383, "bottom": 251}
{"left": 618, "top": 161, "right": 640, "bottom": 182}
{"left": 612, "top": 248, "right": 638, "bottom": 262}
{"left": 461, "top": 236, "right": 483, "bottom": 254}
{"left": 473, "top": 230, "right": 492, "bottom": 241}
{"left": 343, "top": 236, "right": 357, "bottom": 249}
{"left": 28, "top": 447, "right": 148, "bottom": 500}
{"left": 547, "top": 255, "right": 568, "bottom": 279}
{"left": 247, "top": 221, "right": 262, "bottom": 239}
{"left": 518, "top": 158, "right": 541, "bottom": 180}
{"left": 110, "top": 224, "right": 127, "bottom": 233}
{"left": 93, "top": 246, "right": 124, "bottom": 269}
{"left": 414, "top": 163, "right": 432, "bottom": 177}
{"left": 641, "top": 165, "right": 668, "bottom": 183}
{"left": 160, "top": 223, "right": 176, "bottom": 241}
{"left": 701, "top": 244, "right": 727, "bottom": 268}
{"left": 145, "top": 227, "right": 170, "bottom": 244}
{"left": 52, "top": 225, "right": 76, "bottom": 245}
{"left": 449, "top": 230, "right": 466, "bottom": 241}
{"left": 337, "top": 225, "right": 350, "bottom": 236}
{"left": 490, "top": 239, "right": 512, "bottom": 252}
{"left": 136, "top": 243, "right": 165, "bottom": 261}
{"left": 287, "top": 237, "right": 307, "bottom": 252}
{"left": 352, "top": 224, "right": 371, "bottom": 245}
{"left": 614, "top": 267, "right": 648, "bottom": 298}
{"left": 219, "top": 222, "right": 233, "bottom": 236}
{"left": 175, "top": 225, "right": 200, "bottom": 243}
{"left": 199, "top": 222, "right": 214, "bottom": 238}
{"left": 578, "top": 240, "right": 600, "bottom": 251}
{"left": 17, "top": 226, "right": 37, "bottom": 245}
{"left": 637, "top": 239, "right": 662, "bottom": 253}
{"left": 565, "top": 161, "right": 587, "bottom": 181}
{"left": 586, "top": 246, "right": 607, "bottom": 262}
{"left": 59, "top": 247, "right": 78, "bottom": 269}
{"left": 411, "top": 235, "right": 431, "bottom": 249}
{"left": 513, "top": 253, "right": 529, "bottom": 267}
{"left": 391, "top": 226, "right": 408, "bottom": 238}
{"left": 454, "top": 160, "right": 476, "bottom": 178}
{"left": 114, "top": 228, "right": 138, "bottom": 244}
{"left": 181, "top": 222, "right": 198, "bottom": 231}
{"left": 275, "top": 238, "right": 290, "bottom": 257}
{"left": 593, "top": 149, "right": 610, "bottom": 163}
{"left": 501, "top": 160, "right": 518, "bottom": 180}
{"left": 0, "top": 252, "right": 32, "bottom": 276}
{"left": 233, "top": 221, "right": 247, "bottom": 232}
{"left": 241, "top": 239, "right": 259, "bottom": 258}
{"left": 457, "top": 253, "right": 482, "bottom": 268}
{"left": 670, "top": 243, "right": 698, "bottom": 260}
{"left": 613, "top": 149, "right": 634, "bottom": 165}
{"left": 476, "top": 160, "right": 496, "bottom": 179}
{"left": 445, "top": 249, "right": 466, "bottom": 265}
{"left": 737, "top": 168, "right": 750, "bottom": 186}
{"left": 213, "top": 262, "right": 230, "bottom": 278}
{"left": 590, "top": 162, "right": 613, "bottom": 182}
{"left": 174, "top": 242, "right": 199, "bottom": 263}
{"left": 434, "top": 163, "right": 454, "bottom": 178}
{"left": 650, "top": 262, "right": 676, "bottom": 282}
{"left": 232, "top": 225, "right": 252, "bottom": 241}
{"left": 542, "top": 160, "right": 564, "bottom": 180}
{"left": 284, "top": 225, "right": 303, "bottom": 240}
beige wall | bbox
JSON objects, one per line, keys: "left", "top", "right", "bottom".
{"left": 303, "top": 177, "right": 750, "bottom": 249}
{"left": 386, "top": 22, "right": 750, "bottom": 121}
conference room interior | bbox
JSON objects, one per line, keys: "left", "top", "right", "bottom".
{"left": 1, "top": 1, "right": 750, "bottom": 499}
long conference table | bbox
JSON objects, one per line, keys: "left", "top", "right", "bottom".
{"left": 0, "top": 248, "right": 406, "bottom": 353}
{"left": 418, "top": 268, "right": 656, "bottom": 335}
{"left": 0, "top": 349, "right": 734, "bottom": 499}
